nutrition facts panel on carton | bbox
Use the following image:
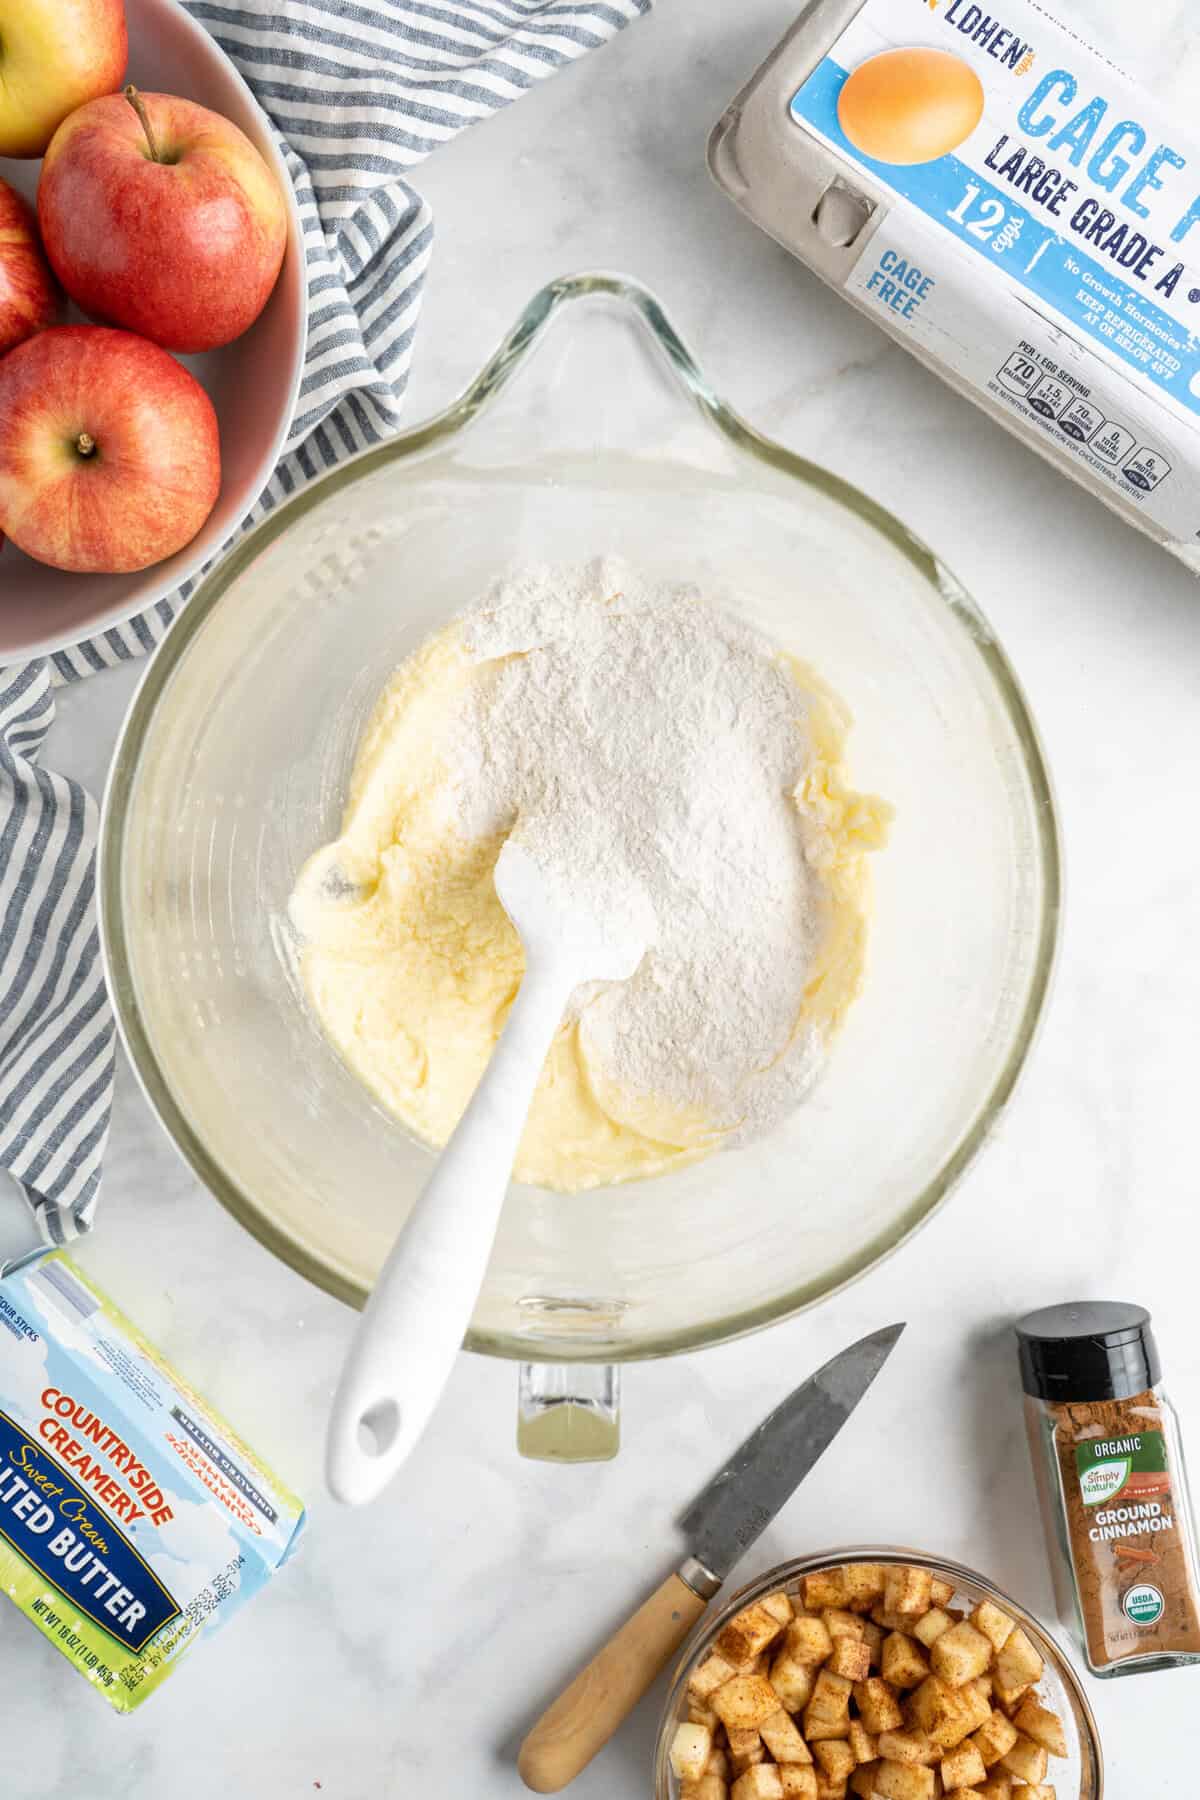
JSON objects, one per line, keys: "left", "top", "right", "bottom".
{"left": 996, "top": 347, "right": 1174, "bottom": 492}
{"left": 984, "top": 334, "right": 1196, "bottom": 531}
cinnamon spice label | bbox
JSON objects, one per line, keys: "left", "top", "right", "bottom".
{"left": 1054, "top": 1396, "right": 1200, "bottom": 1668}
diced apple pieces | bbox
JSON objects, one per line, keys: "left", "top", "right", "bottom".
{"left": 691, "top": 1653, "right": 739, "bottom": 1703}
{"left": 803, "top": 1670, "right": 853, "bottom": 1741}
{"left": 681, "top": 1779, "right": 728, "bottom": 1800}
{"left": 787, "top": 1616, "right": 836, "bottom": 1666}
{"left": 1000, "top": 1730, "right": 1048, "bottom": 1784}
{"left": 812, "top": 1740, "right": 855, "bottom": 1781}
{"left": 991, "top": 1674, "right": 1030, "bottom": 1712}
{"left": 803, "top": 1570, "right": 848, "bottom": 1611}
{"left": 853, "top": 1677, "right": 904, "bottom": 1735}
{"left": 848, "top": 1766, "right": 880, "bottom": 1799}
{"left": 827, "top": 1637, "right": 872, "bottom": 1683}
{"left": 733, "top": 1769, "right": 784, "bottom": 1800}
{"left": 994, "top": 1626, "right": 1043, "bottom": 1694}
{"left": 930, "top": 1621, "right": 992, "bottom": 1687}
{"left": 955, "top": 1683, "right": 991, "bottom": 1739}
{"left": 719, "top": 1605, "right": 790, "bottom": 1669}
{"left": 904, "top": 1674, "right": 973, "bottom": 1749}
{"left": 811, "top": 1669, "right": 855, "bottom": 1714}
{"left": 970, "top": 1600, "right": 1014, "bottom": 1653}
{"left": 803, "top": 1712, "right": 851, "bottom": 1744}
{"left": 727, "top": 1729, "right": 766, "bottom": 1775}
{"left": 847, "top": 1721, "right": 877, "bottom": 1766}
{"left": 761, "top": 1711, "right": 812, "bottom": 1766}
{"left": 841, "top": 1564, "right": 887, "bottom": 1613}
{"left": 876, "top": 1730, "right": 937, "bottom": 1767}
{"left": 872, "top": 1606, "right": 921, "bottom": 1634}
{"left": 672, "top": 1722, "right": 715, "bottom": 1778}
{"left": 715, "top": 1676, "right": 785, "bottom": 1732}
{"left": 940, "top": 1741, "right": 987, "bottom": 1788}
{"left": 1011, "top": 1695, "right": 1068, "bottom": 1758}
{"left": 884, "top": 1565, "right": 933, "bottom": 1618}
{"left": 822, "top": 1609, "right": 867, "bottom": 1643}
{"left": 770, "top": 1656, "right": 816, "bottom": 1714}
{"left": 762, "top": 1592, "right": 796, "bottom": 1627}
{"left": 881, "top": 1633, "right": 930, "bottom": 1689}
{"left": 911, "top": 1608, "right": 953, "bottom": 1649}
{"left": 872, "top": 1761, "right": 935, "bottom": 1800}
{"left": 677, "top": 1565, "right": 1068, "bottom": 1800}
{"left": 972, "top": 1709, "right": 1019, "bottom": 1767}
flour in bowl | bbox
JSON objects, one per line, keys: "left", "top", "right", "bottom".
{"left": 291, "top": 557, "right": 890, "bottom": 1190}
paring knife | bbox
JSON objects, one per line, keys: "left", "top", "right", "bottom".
{"left": 517, "top": 1322, "right": 905, "bottom": 1793}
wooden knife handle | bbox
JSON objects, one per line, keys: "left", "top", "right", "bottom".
{"left": 517, "top": 1570, "right": 709, "bottom": 1793}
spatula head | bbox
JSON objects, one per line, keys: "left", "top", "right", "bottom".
{"left": 494, "top": 835, "right": 654, "bottom": 984}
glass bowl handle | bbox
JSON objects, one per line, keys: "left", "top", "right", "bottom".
{"left": 517, "top": 1362, "right": 621, "bottom": 1462}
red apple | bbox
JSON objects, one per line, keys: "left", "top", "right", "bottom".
{"left": 0, "top": 327, "right": 221, "bottom": 574}
{"left": 38, "top": 86, "right": 287, "bottom": 353}
{"left": 0, "top": 0, "right": 128, "bottom": 159}
{"left": 0, "top": 178, "right": 60, "bottom": 355}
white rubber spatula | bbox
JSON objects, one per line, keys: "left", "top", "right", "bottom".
{"left": 326, "top": 835, "right": 654, "bottom": 1504}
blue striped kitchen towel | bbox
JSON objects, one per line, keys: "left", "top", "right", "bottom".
{"left": 0, "top": 0, "right": 650, "bottom": 1248}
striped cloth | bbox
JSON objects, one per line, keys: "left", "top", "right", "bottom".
{"left": 0, "top": 0, "right": 650, "bottom": 1246}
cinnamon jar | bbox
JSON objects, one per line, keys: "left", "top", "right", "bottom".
{"left": 1017, "top": 1301, "right": 1200, "bottom": 1678}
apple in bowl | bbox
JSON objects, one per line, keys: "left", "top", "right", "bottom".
{"left": 0, "top": 177, "right": 59, "bottom": 353}
{"left": 0, "top": 0, "right": 129, "bottom": 158}
{"left": 39, "top": 86, "right": 288, "bottom": 353}
{"left": 0, "top": 0, "right": 306, "bottom": 660}
{"left": 0, "top": 327, "right": 221, "bottom": 574}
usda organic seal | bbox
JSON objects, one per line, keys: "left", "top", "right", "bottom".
{"left": 1124, "top": 1583, "right": 1166, "bottom": 1626}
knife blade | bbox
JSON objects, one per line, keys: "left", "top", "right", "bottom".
{"left": 679, "top": 1321, "right": 906, "bottom": 1591}
{"left": 517, "top": 1322, "right": 905, "bottom": 1793}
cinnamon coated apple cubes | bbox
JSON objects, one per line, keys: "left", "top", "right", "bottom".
{"left": 668, "top": 1563, "right": 1067, "bottom": 1800}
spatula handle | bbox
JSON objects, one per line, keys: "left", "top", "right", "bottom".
{"left": 326, "top": 956, "right": 574, "bottom": 1505}
{"left": 518, "top": 1570, "right": 710, "bottom": 1793}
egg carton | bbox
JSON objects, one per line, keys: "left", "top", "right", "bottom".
{"left": 709, "top": 0, "right": 1200, "bottom": 573}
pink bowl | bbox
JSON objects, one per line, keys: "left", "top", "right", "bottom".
{"left": 0, "top": 0, "right": 308, "bottom": 662}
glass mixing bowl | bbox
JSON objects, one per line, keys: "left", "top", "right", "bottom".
{"left": 99, "top": 274, "right": 1059, "bottom": 1450}
{"left": 654, "top": 1549, "right": 1103, "bottom": 1798}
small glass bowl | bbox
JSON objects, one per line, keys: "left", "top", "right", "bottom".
{"left": 654, "top": 1547, "right": 1103, "bottom": 1798}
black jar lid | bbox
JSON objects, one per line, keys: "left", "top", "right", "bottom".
{"left": 1015, "top": 1302, "right": 1161, "bottom": 1403}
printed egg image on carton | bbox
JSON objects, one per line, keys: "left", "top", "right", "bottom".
{"left": 0, "top": 1255, "right": 304, "bottom": 1711}
{"left": 837, "top": 46, "right": 985, "bottom": 165}
{"left": 709, "top": 0, "right": 1200, "bottom": 571}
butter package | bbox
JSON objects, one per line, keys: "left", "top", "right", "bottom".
{"left": 710, "top": 0, "right": 1200, "bottom": 571}
{"left": 0, "top": 1253, "right": 304, "bottom": 1711}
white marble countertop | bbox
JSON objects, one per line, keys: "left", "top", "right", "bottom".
{"left": 8, "top": 2, "right": 1200, "bottom": 1794}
